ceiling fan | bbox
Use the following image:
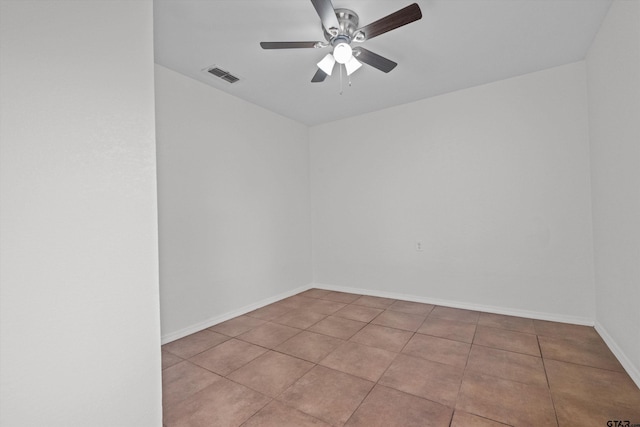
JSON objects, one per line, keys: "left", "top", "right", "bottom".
{"left": 260, "top": 0, "right": 422, "bottom": 83}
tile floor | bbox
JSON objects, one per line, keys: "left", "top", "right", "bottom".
{"left": 161, "top": 289, "right": 640, "bottom": 427}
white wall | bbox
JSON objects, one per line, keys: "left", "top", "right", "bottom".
{"left": 155, "top": 65, "right": 312, "bottom": 341}
{"left": 310, "top": 62, "right": 595, "bottom": 322}
{"left": 0, "top": 1, "right": 162, "bottom": 426}
{"left": 587, "top": 0, "right": 640, "bottom": 383}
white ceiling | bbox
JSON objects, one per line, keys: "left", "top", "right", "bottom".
{"left": 153, "top": 0, "right": 611, "bottom": 126}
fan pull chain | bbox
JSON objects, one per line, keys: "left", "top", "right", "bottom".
{"left": 339, "top": 64, "right": 343, "bottom": 95}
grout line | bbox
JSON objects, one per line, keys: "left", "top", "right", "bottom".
{"left": 398, "top": 330, "right": 416, "bottom": 354}
{"left": 238, "top": 395, "right": 274, "bottom": 427}
{"left": 539, "top": 335, "right": 561, "bottom": 427}
{"left": 538, "top": 335, "right": 550, "bottom": 388}
{"left": 163, "top": 290, "right": 630, "bottom": 426}
{"left": 341, "top": 380, "right": 376, "bottom": 426}
{"left": 453, "top": 321, "right": 476, "bottom": 425}
{"left": 541, "top": 355, "right": 632, "bottom": 374}
{"left": 469, "top": 342, "right": 541, "bottom": 359}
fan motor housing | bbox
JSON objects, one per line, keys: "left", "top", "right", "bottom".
{"left": 323, "top": 8, "right": 359, "bottom": 43}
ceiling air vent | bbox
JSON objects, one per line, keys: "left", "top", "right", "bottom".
{"left": 206, "top": 66, "right": 240, "bottom": 84}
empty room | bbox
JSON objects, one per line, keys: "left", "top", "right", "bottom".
{"left": 1, "top": 0, "right": 639, "bottom": 426}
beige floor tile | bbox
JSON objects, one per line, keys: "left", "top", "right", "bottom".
{"left": 208, "top": 315, "right": 265, "bottom": 337}
{"left": 474, "top": 325, "right": 540, "bottom": 356}
{"left": 276, "top": 330, "right": 344, "bottom": 363}
{"left": 163, "top": 377, "right": 270, "bottom": 427}
{"left": 320, "top": 291, "right": 361, "bottom": 303}
{"left": 227, "top": 351, "right": 313, "bottom": 397}
{"left": 388, "top": 300, "right": 434, "bottom": 316}
{"left": 539, "top": 335, "right": 624, "bottom": 371}
{"left": 333, "top": 304, "right": 384, "bottom": 322}
{"left": 320, "top": 341, "right": 397, "bottom": 382}
{"left": 345, "top": 385, "right": 453, "bottom": 427}
{"left": 352, "top": 295, "right": 396, "bottom": 309}
{"left": 450, "top": 411, "right": 509, "bottom": 426}
{"left": 417, "top": 317, "right": 477, "bottom": 343}
{"left": 189, "top": 338, "right": 267, "bottom": 376}
{"left": 533, "top": 320, "right": 599, "bottom": 341}
{"left": 299, "top": 288, "right": 331, "bottom": 299}
{"left": 161, "top": 291, "right": 635, "bottom": 427}
{"left": 379, "top": 354, "right": 464, "bottom": 407}
{"left": 402, "top": 333, "right": 471, "bottom": 368}
{"left": 278, "top": 365, "right": 374, "bottom": 426}
{"left": 544, "top": 359, "right": 640, "bottom": 410}
{"left": 552, "top": 391, "right": 640, "bottom": 427}
{"left": 457, "top": 372, "right": 557, "bottom": 427}
{"left": 272, "top": 309, "right": 327, "bottom": 329}
{"left": 162, "top": 361, "right": 222, "bottom": 408}
{"left": 372, "top": 310, "right": 426, "bottom": 332}
{"left": 237, "top": 322, "right": 301, "bottom": 348}
{"left": 477, "top": 312, "right": 535, "bottom": 334}
{"left": 430, "top": 306, "right": 479, "bottom": 324}
{"left": 308, "top": 315, "right": 367, "bottom": 339}
{"left": 350, "top": 324, "right": 413, "bottom": 352}
{"left": 162, "top": 330, "right": 229, "bottom": 359}
{"left": 307, "top": 299, "right": 347, "bottom": 315}
{"left": 277, "top": 295, "right": 317, "bottom": 310}
{"left": 246, "top": 303, "right": 295, "bottom": 321}
{"left": 243, "top": 401, "right": 332, "bottom": 427}
{"left": 162, "top": 350, "right": 183, "bottom": 370}
{"left": 466, "top": 344, "right": 547, "bottom": 386}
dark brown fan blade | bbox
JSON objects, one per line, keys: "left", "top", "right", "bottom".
{"left": 310, "top": 0, "right": 339, "bottom": 31}
{"left": 311, "top": 68, "right": 328, "bottom": 82}
{"left": 353, "top": 47, "right": 397, "bottom": 73}
{"left": 356, "top": 3, "right": 422, "bottom": 41}
{"left": 260, "top": 41, "right": 320, "bottom": 49}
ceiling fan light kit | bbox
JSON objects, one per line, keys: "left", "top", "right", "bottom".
{"left": 260, "top": 0, "right": 422, "bottom": 88}
{"left": 317, "top": 53, "right": 336, "bottom": 75}
{"left": 344, "top": 55, "right": 362, "bottom": 76}
{"left": 332, "top": 42, "right": 352, "bottom": 64}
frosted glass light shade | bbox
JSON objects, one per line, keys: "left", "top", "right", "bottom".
{"left": 333, "top": 43, "right": 352, "bottom": 64}
{"left": 344, "top": 56, "right": 362, "bottom": 75}
{"left": 317, "top": 53, "right": 336, "bottom": 75}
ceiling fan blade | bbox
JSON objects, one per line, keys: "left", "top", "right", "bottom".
{"left": 356, "top": 3, "right": 422, "bottom": 41}
{"left": 311, "top": 69, "right": 328, "bottom": 83}
{"left": 260, "top": 41, "right": 321, "bottom": 49}
{"left": 353, "top": 47, "right": 397, "bottom": 73}
{"left": 310, "top": 0, "right": 340, "bottom": 31}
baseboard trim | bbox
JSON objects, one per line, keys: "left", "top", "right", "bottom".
{"left": 160, "top": 281, "right": 639, "bottom": 388}
{"left": 313, "top": 282, "right": 640, "bottom": 386}
{"left": 310, "top": 282, "right": 594, "bottom": 326}
{"left": 594, "top": 321, "right": 640, "bottom": 388}
{"left": 160, "top": 283, "right": 314, "bottom": 344}
{"left": 161, "top": 281, "right": 595, "bottom": 344}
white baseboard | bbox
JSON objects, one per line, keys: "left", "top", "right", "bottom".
{"left": 161, "top": 281, "right": 594, "bottom": 344}
{"left": 161, "top": 280, "right": 639, "bottom": 388}
{"left": 311, "top": 282, "right": 594, "bottom": 326}
{"left": 160, "top": 283, "right": 314, "bottom": 344}
{"left": 595, "top": 321, "right": 640, "bottom": 388}
{"left": 313, "top": 282, "right": 640, "bottom": 387}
